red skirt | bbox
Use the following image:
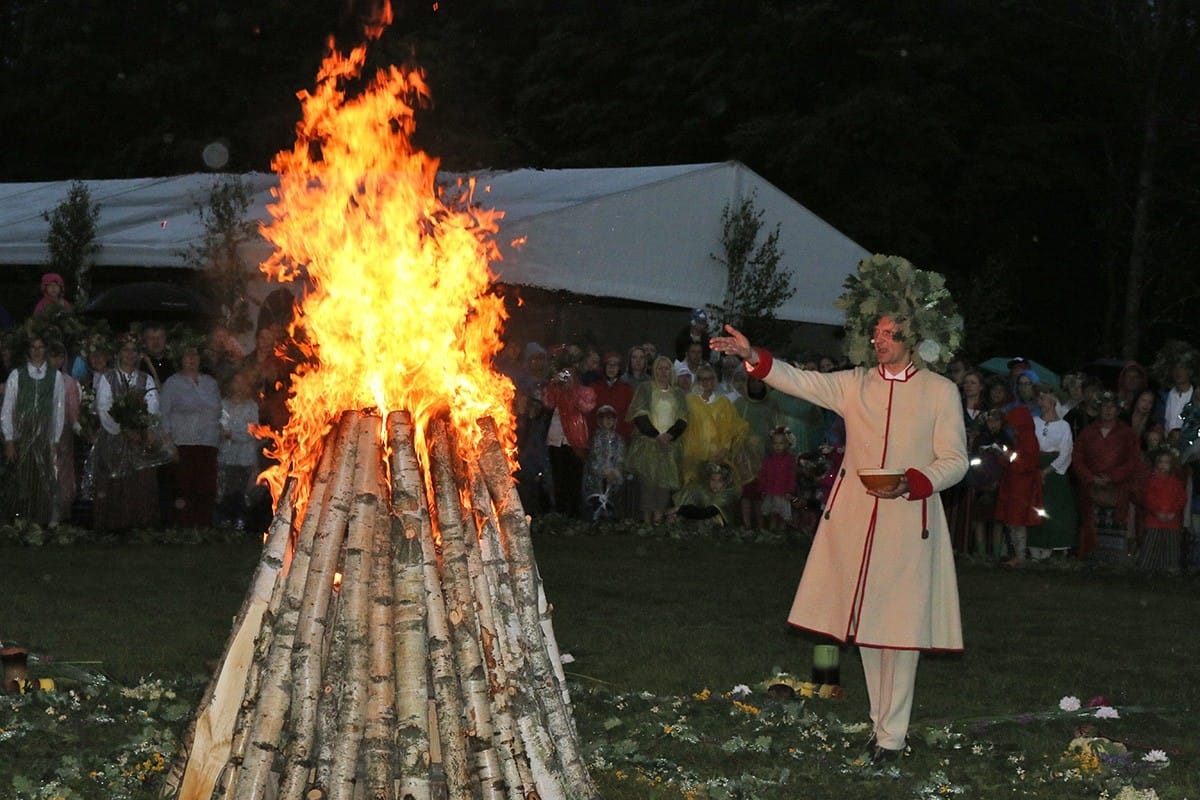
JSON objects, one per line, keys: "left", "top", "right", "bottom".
{"left": 993, "top": 469, "right": 1043, "bottom": 526}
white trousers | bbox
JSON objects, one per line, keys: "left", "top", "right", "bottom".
{"left": 858, "top": 646, "right": 920, "bottom": 750}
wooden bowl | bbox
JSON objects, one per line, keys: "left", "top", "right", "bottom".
{"left": 857, "top": 468, "right": 905, "bottom": 492}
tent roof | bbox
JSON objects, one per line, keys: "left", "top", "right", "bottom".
{"left": 0, "top": 162, "right": 867, "bottom": 325}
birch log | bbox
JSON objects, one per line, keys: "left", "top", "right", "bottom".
{"left": 475, "top": 417, "right": 598, "bottom": 799}
{"left": 218, "top": 464, "right": 339, "bottom": 800}
{"left": 161, "top": 477, "right": 298, "bottom": 800}
{"left": 386, "top": 412, "right": 473, "bottom": 800}
{"left": 310, "top": 556, "right": 349, "bottom": 797}
{"left": 277, "top": 413, "right": 374, "bottom": 799}
{"left": 385, "top": 412, "right": 432, "bottom": 800}
{"left": 466, "top": 470, "right": 564, "bottom": 800}
{"left": 428, "top": 420, "right": 506, "bottom": 799}
{"left": 360, "top": 478, "right": 397, "bottom": 800}
{"left": 232, "top": 411, "right": 364, "bottom": 800}
{"left": 324, "top": 418, "right": 382, "bottom": 800}
{"left": 451, "top": 455, "right": 541, "bottom": 800}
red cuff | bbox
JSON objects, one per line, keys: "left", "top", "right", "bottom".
{"left": 745, "top": 348, "right": 773, "bottom": 379}
{"left": 905, "top": 468, "right": 933, "bottom": 500}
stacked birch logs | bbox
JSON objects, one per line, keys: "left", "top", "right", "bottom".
{"left": 163, "top": 409, "right": 597, "bottom": 800}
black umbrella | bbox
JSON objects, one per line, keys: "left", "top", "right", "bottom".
{"left": 80, "top": 281, "right": 221, "bottom": 323}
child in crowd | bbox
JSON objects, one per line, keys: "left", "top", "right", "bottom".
{"left": 1135, "top": 447, "right": 1188, "bottom": 572}
{"left": 216, "top": 369, "right": 261, "bottom": 530}
{"left": 33, "top": 272, "right": 72, "bottom": 315}
{"left": 583, "top": 404, "right": 626, "bottom": 520}
{"left": 668, "top": 461, "right": 738, "bottom": 528}
{"left": 759, "top": 427, "right": 797, "bottom": 531}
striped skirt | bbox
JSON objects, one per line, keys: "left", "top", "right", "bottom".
{"left": 1136, "top": 527, "right": 1181, "bottom": 572}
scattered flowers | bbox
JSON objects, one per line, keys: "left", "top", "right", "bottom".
{"left": 1111, "top": 787, "right": 1161, "bottom": 800}
{"left": 573, "top": 680, "right": 1179, "bottom": 799}
{"left": 0, "top": 671, "right": 198, "bottom": 800}
{"left": 2, "top": 663, "right": 1182, "bottom": 800}
{"left": 730, "top": 699, "right": 760, "bottom": 716}
{"left": 1142, "top": 749, "right": 1169, "bottom": 764}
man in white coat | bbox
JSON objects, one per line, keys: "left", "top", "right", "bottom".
{"left": 712, "top": 314, "right": 967, "bottom": 763}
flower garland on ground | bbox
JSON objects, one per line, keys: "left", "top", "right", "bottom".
{"left": 567, "top": 673, "right": 1179, "bottom": 800}
{"left": 0, "top": 673, "right": 197, "bottom": 800}
{"left": 0, "top": 647, "right": 1183, "bottom": 799}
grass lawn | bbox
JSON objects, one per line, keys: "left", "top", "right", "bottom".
{"left": 2, "top": 522, "right": 1198, "bottom": 799}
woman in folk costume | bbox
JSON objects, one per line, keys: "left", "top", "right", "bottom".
{"left": 712, "top": 254, "right": 967, "bottom": 764}
{"left": 1, "top": 333, "right": 67, "bottom": 526}
{"left": 92, "top": 332, "right": 162, "bottom": 531}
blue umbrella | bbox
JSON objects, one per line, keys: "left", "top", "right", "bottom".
{"left": 979, "top": 357, "right": 1060, "bottom": 388}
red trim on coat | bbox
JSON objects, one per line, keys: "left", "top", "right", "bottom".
{"left": 847, "top": 500, "right": 880, "bottom": 639}
{"left": 905, "top": 468, "right": 934, "bottom": 499}
{"left": 745, "top": 348, "right": 774, "bottom": 379}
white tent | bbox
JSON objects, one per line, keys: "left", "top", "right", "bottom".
{"left": 0, "top": 162, "right": 867, "bottom": 325}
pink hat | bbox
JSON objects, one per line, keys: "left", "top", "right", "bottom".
{"left": 41, "top": 272, "right": 64, "bottom": 288}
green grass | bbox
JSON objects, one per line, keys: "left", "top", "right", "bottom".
{"left": 3, "top": 526, "right": 1199, "bottom": 799}
{"left": 4, "top": 542, "right": 261, "bottom": 682}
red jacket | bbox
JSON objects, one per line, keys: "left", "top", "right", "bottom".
{"left": 542, "top": 376, "right": 596, "bottom": 455}
{"left": 589, "top": 378, "right": 634, "bottom": 441}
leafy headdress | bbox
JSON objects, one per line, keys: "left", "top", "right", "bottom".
{"left": 835, "top": 254, "right": 963, "bottom": 373}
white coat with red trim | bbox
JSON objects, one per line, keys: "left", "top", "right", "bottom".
{"left": 748, "top": 352, "right": 968, "bottom": 651}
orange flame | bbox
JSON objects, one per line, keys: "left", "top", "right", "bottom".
{"left": 256, "top": 32, "right": 513, "bottom": 506}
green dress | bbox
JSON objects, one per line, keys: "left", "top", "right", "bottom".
{"left": 1027, "top": 452, "right": 1078, "bottom": 551}
{"left": 1, "top": 365, "right": 58, "bottom": 525}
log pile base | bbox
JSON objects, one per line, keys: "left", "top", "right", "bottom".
{"left": 163, "top": 409, "right": 597, "bottom": 800}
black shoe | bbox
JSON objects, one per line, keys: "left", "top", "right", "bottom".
{"left": 868, "top": 744, "right": 903, "bottom": 764}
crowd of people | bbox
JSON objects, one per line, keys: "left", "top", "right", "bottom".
{"left": 501, "top": 309, "right": 1200, "bottom": 574}
{"left": 0, "top": 274, "right": 292, "bottom": 534}
{"left": 4, "top": 279, "right": 1200, "bottom": 576}
{"left": 941, "top": 348, "right": 1199, "bottom": 574}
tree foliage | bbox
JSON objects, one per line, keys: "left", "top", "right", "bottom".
{"left": 182, "top": 177, "right": 259, "bottom": 333}
{"left": 3, "top": 0, "right": 1200, "bottom": 368}
{"left": 42, "top": 181, "right": 100, "bottom": 305}
{"left": 710, "top": 193, "right": 795, "bottom": 343}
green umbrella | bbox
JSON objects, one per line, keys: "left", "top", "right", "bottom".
{"left": 979, "top": 357, "right": 1060, "bottom": 388}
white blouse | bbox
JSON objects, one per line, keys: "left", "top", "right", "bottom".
{"left": 1035, "top": 417, "right": 1073, "bottom": 475}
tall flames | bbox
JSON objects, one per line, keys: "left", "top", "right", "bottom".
{"left": 257, "top": 37, "right": 513, "bottom": 509}
{"left": 165, "top": 9, "right": 599, "bottom": 800}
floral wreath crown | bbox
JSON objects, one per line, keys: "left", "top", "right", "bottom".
{"left": 835, "top": 254, "right": 963, "bottom": 373}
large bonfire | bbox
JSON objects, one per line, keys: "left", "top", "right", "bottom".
{"left": 163, "top": 8, "right": 596, "bottom": 800}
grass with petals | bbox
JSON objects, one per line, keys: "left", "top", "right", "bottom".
{"left": 2, "top": 519, "right": 1198, "bottom": 799}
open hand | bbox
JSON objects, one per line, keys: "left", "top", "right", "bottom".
{"left": 709, "top": 324, "right": 754, "bottom": 362}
